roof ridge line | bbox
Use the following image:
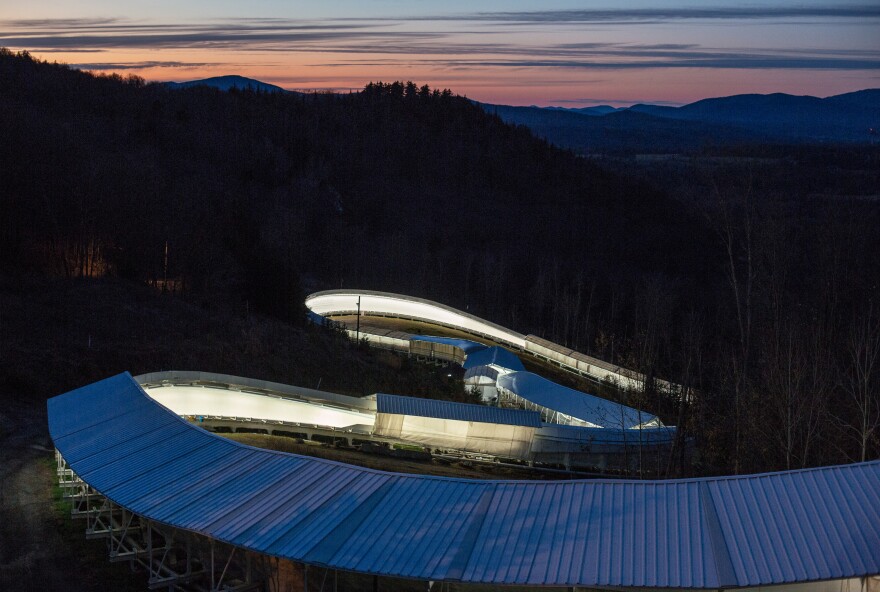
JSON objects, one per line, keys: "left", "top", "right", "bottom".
{"left": 445, "top": 483, "right": 497, "bottom": 581}
{"left": 700, "top": 481, "right": 738, "bottom": 588}
{"left": 302, "top": 476, "right": 397, "bottom": 565}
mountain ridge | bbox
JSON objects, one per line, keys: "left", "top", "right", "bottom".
{"left": 164, "top": 73, "right": 876, "bottom": 149}
{"left": 164, "top": 75, "right": 880, "bottom": 153}
{"left": 486, "top": 88, "right": 879, "bottom": 151}
{"left": 164, "top": 75, "right": 290, "bottom": 94}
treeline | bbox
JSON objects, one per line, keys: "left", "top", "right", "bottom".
{"left": 1, "top": 49, "right": 878, "bottom": 474}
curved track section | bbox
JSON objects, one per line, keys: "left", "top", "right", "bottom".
{"left": 49, "top": 373, "right": 880, "bottom": 589}
{"left": 306, "top": 289, "right": 667, "bottom": 392}
{"left": 138, "top": 375, "right": 375, "bottom": 430}
{"left": 306, "top": 290, "right": 527, "bottom": 348}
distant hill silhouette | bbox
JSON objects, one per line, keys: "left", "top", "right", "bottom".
{"left": 629, "top": 90, "right": 879, "bottom": 141}
{"left": 164, "top": 75, "right": 289, "bottom": 94}
{"left": 484, "top": 89, "right": 879, "bottom": 152}
{"left": 546, "top": 105, "right": 620, "bottom": 116}
{"left": 484, "top": 104, "right": 766, "bottom": 152}
{"left": 162, "top": 75, "right": 878, "bottom": 149}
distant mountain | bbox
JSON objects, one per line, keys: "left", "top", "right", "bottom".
{"left": 824, "top": 88, "right": 880, "bottom": 110}
{"left": 164, "top": 75, "right": 288, "bottom": 94}
{"left": 631, "top": 89, "right": 879, "bottom": 122}
{"left": 484, "top": 103, "right": 766, "bottom": 153}
{"left": 546, "top": 105, "right": 620, "bottom": 116}
{"left": 484, "top": 89, "right": 880, "bottom": 152}
{"left": 629, "top": 90, "right": 879, "bottom": 142}
{"left": 166, "top": 75, "right": 878, "bottom": 149}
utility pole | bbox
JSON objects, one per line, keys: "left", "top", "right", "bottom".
{"left": 356, "top": 296, "right": 361, "bottom": 343}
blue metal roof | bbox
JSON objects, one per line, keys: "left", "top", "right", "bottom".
{"left": 49, "top": 374, "right": 880, "bottom": 588}
{"left": 306, "top": 310, "right": 327, "bottom": 325}
{"left": 376, "top": 393, "right": 541, "bottom": 428}
{"left": 462, "top": 346, "right": 525, "bottom": 372}
{"left": 497, "top": 371, "right": 657, "bottom": 429}
{"left": 408, "top": 335, "right": 488, "bottom": 354}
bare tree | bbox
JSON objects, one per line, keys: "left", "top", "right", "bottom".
{"left": 838, "top": 304, "right": 880, "bottom": 461}
{"left": 666, "top": 309, "right": 703, "bottom": 477}
{"left": 760, "top": 319, "right": 830, "bottom": 469}
{"left": 708, "top": 176, "right": 756, "bottom": 473}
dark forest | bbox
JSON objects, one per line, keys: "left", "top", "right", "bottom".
{"left": 1, "top": 49, "right": 879, "bottom": 476}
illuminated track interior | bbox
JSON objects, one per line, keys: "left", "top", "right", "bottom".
{"left": 306, "top": 289, "right": 527, "bottom": 348}
{"left": 145, "top": 385, "right": 375, "bottom": 430}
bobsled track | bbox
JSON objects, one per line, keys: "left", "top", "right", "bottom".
{"left": 305, "top": 289, "right": 676, "bottom": 393}
{"left": 49, "top": 372, "right": 880, "bottom": 592}
{"left": 303, "top": 289, "right": 680, "bottom": 469}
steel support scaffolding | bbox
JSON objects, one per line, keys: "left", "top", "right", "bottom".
{"left": 55, "top": 450, "right": 263, "bottom": 591}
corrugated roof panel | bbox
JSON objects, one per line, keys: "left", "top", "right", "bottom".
{"left": 410, "top": 480, "right": 493, "bottom": 580}
{"left": 53, "top": 373, "right": 154, "bottom": 422}
{"left": 275, "top": 470, "right": 392, "bottom": 558}
{"left": 462, "top": 480, "right": 720, "bottom": 589}
{"left": 376, "top": 393, "right": 541, "bottom": 427}
{"left": 511, "top": 483, "right": 564, "bottom": 584}
{"left": 77, "top": 429, "right": 216, "bottom": 492}
{"left": 228, "top": 462, "right": 365, "bottom": 550}
{"left": 327, "top": 477, "right": 487, "bottom": 578}
{"left": 408, "top": 335, "right": 488, "bottom": 354}
{"left": 708, "top": 464, "right": 880, "bottom": 587}
{"left": 50, "top": 385, "right": 156, "bottom": 442}
{"left": 462, "top": 346, "right": 525, "bottom": 372}
{"left": 47, "top": 373, "right": 880, "bottom": 589}
{"left": 830, "top": 466, "right": 880, "bottom": 565}
{"left": 116, "top": 444, "right": 258, "bottom": 505}
{"left": 530, "top": 481, "right": 581, "bottom": 584}
{"left": 116, "top": 446, "right": 263, "bottom": 513}
{"left": 340, "top": 477, "right": 422, "bottom": 572}
{"left": 69, "top": 420, "right": 193, "bottom": 476}
{"left": 497, "top": 371, "right": 657, "bottom": 428}
{"left": 208, "top": 458, "right": 341, "bottom": 541}
{"left": 56, "top": 409, "right": 184, "bottom": 463}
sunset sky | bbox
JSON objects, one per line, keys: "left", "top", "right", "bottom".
{"left": 2, "top": 1, "right": 878, "bottom": 106}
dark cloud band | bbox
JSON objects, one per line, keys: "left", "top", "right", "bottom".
{"left": 70, "top": 61, "right": 213, "bottom": 70}
{"left": 457, "top": 5, "right": 880, "bottom": 23}
{"left": 2, "top": 9, "right": 877, "bottom": 73}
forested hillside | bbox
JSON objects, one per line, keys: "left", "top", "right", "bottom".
{"left": 0, "top": 50, "right": 707, "bottom": 313}
{"left": 1, "top": 49, "right": 879, "bottom": 474}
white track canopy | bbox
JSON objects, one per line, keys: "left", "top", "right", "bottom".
{"left": 306, "top": 290, "right": 527, "bottom": 348}
{"left": 373, "top": 394, "right": 540, "bottom": 457}
{"left": 497, "top": 371, "right": 661, "bottom": 429}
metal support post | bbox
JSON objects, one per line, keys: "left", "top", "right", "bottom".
{"left": 356, "top": 296, "right": 361, "bottom": 342}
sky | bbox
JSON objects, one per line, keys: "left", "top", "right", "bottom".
{"left": 1, "top": 1, "right": 878, "bottom": 106}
